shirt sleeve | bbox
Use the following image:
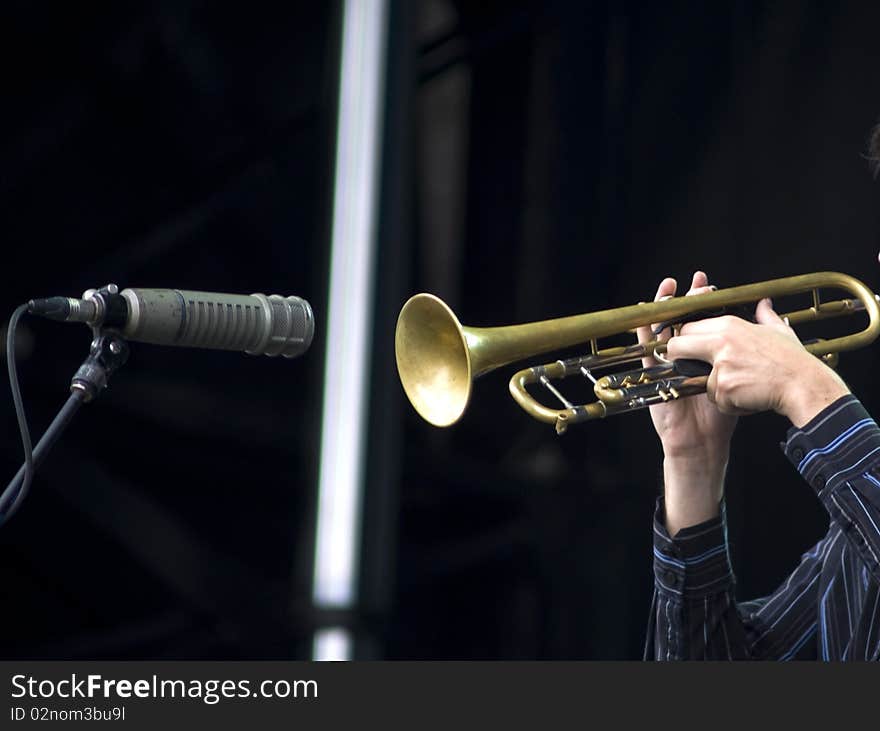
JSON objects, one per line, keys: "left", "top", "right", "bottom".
{"left": 781, "top": 395, "right": 880, "bottom": 584}
{"left": 645, "top": 394, "right": 880, "bottom": 661}
{"left": 644, "top": 498, "right": 754, "bottom": 660}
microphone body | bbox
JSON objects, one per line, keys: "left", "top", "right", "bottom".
{"left": 28, "top": 288, "right": 314, "bottom": 358}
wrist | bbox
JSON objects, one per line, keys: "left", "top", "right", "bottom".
{"left": 779, "top": 361, "right": 850, "bottom": 428}
{"left": 663, "top": 451, "right": 728, "bottom": 498}
{"left": 662, "top": 440, "right": 730, "bottom": 471}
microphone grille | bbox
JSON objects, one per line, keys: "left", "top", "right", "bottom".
{"left": 262, "top": 295, "right": 315, "bottom": 358}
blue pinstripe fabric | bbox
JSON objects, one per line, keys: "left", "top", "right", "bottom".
{"left": 645, "top": 395, "right": 880, "bottom": 661}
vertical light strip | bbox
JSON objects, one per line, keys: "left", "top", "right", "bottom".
{"left": 311, "top": 0, "right": 388, "bottom": 661}
{"left": 312, "top": 627, "right": 352, "bottom": 662}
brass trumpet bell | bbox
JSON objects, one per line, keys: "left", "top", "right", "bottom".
{"left": 395, "top": 294, "right": 472, "bottom": 427}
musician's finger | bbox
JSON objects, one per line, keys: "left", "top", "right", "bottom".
{"left": 689, "top": 270, "right": 708, "bottom": 292}
{"left": 637, "top": 277, "right": 676, "bottom": 368}
{"left": 666, "top": 333, "right": 721, "bottom": 363}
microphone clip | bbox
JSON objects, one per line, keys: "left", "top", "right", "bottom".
{"left": 70, "top": 284, "right": 131, "bottom": 402}
{"left": 71, "top": 332, "right": 130, "bottom": 403}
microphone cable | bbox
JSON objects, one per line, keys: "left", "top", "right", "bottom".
{"left": 2, "top": 304, "right": 34, "bottom": 524}
{"left": 2, "top": 304, "right": 91, "bottom": 526}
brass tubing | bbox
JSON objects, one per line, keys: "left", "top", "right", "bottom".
{"left": 395, "top": 273, "right": 880, "bottom": 429}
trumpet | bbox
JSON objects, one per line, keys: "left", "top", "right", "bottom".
{"left": 394, "top": 272, "right": 880, "bottom": 434}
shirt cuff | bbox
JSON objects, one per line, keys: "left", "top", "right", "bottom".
{"left": 652, "top": 497, "right": 734, "bottom": 598}
{"left": 780, "top": 395, "right": 880, "bottom": 499}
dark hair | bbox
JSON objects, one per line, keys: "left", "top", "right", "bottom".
{"left": 870, "top": 123, "right": 880, "bottom": 176}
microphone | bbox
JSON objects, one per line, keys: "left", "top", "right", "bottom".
{"left": 27, "top": 285, "right": 314, "bottom": 358}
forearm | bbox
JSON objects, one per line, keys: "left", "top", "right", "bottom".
{"left": 662, "top": 451, "right": 728, "bottom": 536}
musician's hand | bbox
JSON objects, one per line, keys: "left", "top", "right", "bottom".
{"left": 666, "top": 299, "right": 850, "bottom": 427}
{"left": 637, "top": 272, "right": 737, "bottom": 534}
{"left": 637, "top": 272, "right": 739, "bottom": 458}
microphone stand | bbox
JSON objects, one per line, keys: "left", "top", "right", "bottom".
{"left": 0, "top": 326, "right": 130, "bottom": 522}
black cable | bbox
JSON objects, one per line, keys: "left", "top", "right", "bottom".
{"left": 1, "top": 304, "right": 33, "bottom": 523}
{"left": 0, "top": 391, "right": 86, "bottom": 523}
{"left": 2, "top": 304, "right": 129, "bottom": 526}
{"left": 0, "top": 305, "right": 90, "bottom": 524}
{"left": 1, "top": 392, "right": 87, "bottom": 519}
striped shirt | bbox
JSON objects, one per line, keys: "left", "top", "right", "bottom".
{"left": 644, "top": 395, "right": 880, "bottom": 661}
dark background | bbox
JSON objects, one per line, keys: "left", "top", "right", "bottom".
{"left": 1, "top": 0, "right": 879, "bottom": 660}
